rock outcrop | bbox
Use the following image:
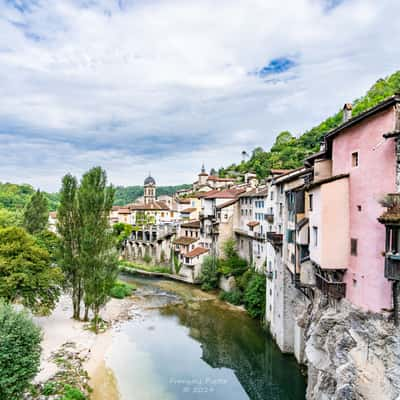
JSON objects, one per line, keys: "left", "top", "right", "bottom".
{"left": 305, "top": 293, "right": 400, "bottom": 400}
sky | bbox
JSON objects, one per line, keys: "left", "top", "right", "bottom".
{"left": 0, "top": 0, "right": 400, "bottom": 191}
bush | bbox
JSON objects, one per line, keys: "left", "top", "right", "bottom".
{"left": 219, "top": 289, "right": 243, "bottom": 305}
{"left": 110, "top": 281, "right": 136, "bottom": 299}
{"left": 143, "top": 254, "right": 152, "bottom": 264}
{"left": 243, "top": 273, "right": 266, "bottom": 319}
{"left": 42, "top": 382, "right": 57, "bottom": 395}
{"left": 61, "top": 384, "right": 86, "bottom": 400}
{"left": 218, "top": 238, "right": 248, "bottom": 276}
{"left": 237, "top": 269, "right": 253, "bottom": 291}
{"left": 200, "top": 256, "right": 219, "bottom": 291}
{"left": 0, "top": 302, "right": 42, "bottom": 400}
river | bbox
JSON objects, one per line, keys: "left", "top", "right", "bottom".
{"left": 97, "top": 275, "right": 306, "bottom": 400}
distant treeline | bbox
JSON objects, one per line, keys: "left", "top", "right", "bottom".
{"left": 0, "top": 182, "right": 192, "bottom": 212}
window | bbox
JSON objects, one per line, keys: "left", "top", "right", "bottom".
{"left": 271, "top": 191, "right": 274, "bottom": 201}
{"left": 313, "top": 227, "right": 318, "bottom": 247}
{"left": 279, "top": 203, "right": 283, "bottom": 216}
{"left": 351, "top": 238, "right": 358, "bottom": 256}
{"left": 352, "top": 151, "right": 359, "bottom": 167}
{"left": 309, "top": 194, "right": 313, "bottom": 211}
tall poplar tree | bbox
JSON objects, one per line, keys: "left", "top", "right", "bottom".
{"left": 23, "top": 189, "right": 48, "bottom": 234}
{"left": 78, "top": 167, "right": 117, "bottom": 330}
{"left": 57, "top": 174, "right": 82, "bottom": 319}
{"left": 57, "top": 167, "right": 118, "bottom": 329}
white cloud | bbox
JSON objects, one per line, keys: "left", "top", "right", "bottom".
{"left": 0, "top": 0, "right": 399, "bottom": 190}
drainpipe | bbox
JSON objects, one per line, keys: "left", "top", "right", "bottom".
{"left": 394, "top": 281, "right": 399, "bottom": 326}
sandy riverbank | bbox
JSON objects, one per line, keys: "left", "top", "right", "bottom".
{"left": 33, "top": 294, "right": 133, "bottom": 399}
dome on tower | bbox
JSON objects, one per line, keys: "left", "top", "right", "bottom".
{"left": 144, "top": 175, "right": 156, "bottom": 186}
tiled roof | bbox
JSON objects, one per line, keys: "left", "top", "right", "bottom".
{"left": 111, "top": 206, "right": 121, "bottom": 211}
{"left": 49, "top": 211, "right": 57, "bottom": 219}
{"left": 239, "top": 187, "right": 268, "bottom": 198}
{"left": 247, "top": 221, "right": 259, "bottom": 227}
{"left": 173, "top": 236, "right": 198, "bottom": 245}
{"left": 180, "top": 220, "right": 200, "bottom": 228}
{"left": 129, "top": 201, "right": 170, "bottom": 211}
{"left": 270, "top": 169, "right": 292, "bottom": 175}
{"left": 177, "top": 198, "right": 191, "bottom": 204}
{"left": 216, "top": 199, "right": 238, "bottom": 209}
{"left": 207, "top": 176, "right": 235, "bottom": 182}
{"left": 185, "top": 247, "right": 209, "bottom": 258}
{"left": 204, "top": 189, "right": 245, "bottom": 199}
{"left": 118, "top": 208, "right": 131, "bottom": 214}
{"left": 181, "top": 207, "right": 197, "bottom": 213}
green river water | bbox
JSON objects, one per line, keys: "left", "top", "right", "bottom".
{"left": 103, "top": 275, "right": 306, "bottom": 400}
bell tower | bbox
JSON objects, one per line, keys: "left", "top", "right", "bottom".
{"left": 144, "top": 174, "right": 156, "bottom": 204}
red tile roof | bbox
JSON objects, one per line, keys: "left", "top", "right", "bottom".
{"left": 129, "top": 201, "right": 170, "bottom": 211}
{"left": 173, "top": 236, "right": 198, "bottom": 245}
{"left": 181, "top": 207, "right": 197, "bottom": 213}
{"left": 118, "top": 208, "right": 131, "bottom": 214}
{"left": 247, "top": 221, "right": 260, "bottom": 227}
{"left": 185, "top": 247, "right": 209, "bottom": 258}
{"left": 49, "top": 211, "right": 57, "bottom": 219}
{"left": 207, "top": 176, "right": 236, "bottom": 182}
{"left": 216, "top": 199, "right": 238, "bottom": 209}
{"left": 204, "top": 189, "right": 245, "bottom": 199}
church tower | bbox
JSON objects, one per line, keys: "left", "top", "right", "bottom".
{"left": 144, "top": 174, "right": 156, "bottom": 204}
{"left": 198, "top": 163, "right": 208, "bottom": 186}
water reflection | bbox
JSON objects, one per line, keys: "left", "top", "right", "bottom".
{"left": 107, "top": 278, "right": 306, "bottom": 400}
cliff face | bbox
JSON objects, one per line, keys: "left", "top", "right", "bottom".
{"left": 304, "top": 293, "right": 400, "bottom": 400}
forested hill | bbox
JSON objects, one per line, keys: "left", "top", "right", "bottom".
{"left": 218, "top": 70, "right": 400, "bottom": 179}
{"left": 113, "top": 184, "right": 191, "bottom": 206}
{"left": 0, "top": 182, "right": 191, "bottom": 212}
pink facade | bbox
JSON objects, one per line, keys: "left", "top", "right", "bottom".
{"left": 331, "top": 107, "right": 396, "bottom": 311}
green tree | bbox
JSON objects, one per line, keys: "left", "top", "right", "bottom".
{"left": 244, "top": 273, "right": 266, "bottom": 319}
{"left": 78, "top": 167, "right": 118, "bottom": 331}
{"left": 219, "top": 238, "right": 248, "bottom": 276}
{"left": 0, "top": 207, "right": 22, "bottom": 228}
{"left": 34, "top": 230, "right": 60, "bottom": 263}
{"left": 0, "top": 302, "right": 42, "bottom": 400}
{"left": 23, "top": 189, "right": 49, "bottom": 234}
{"left": 57, "top": 174, "right": 82, "bottom": 320}
{"left": 0, "top": 227, "right": 62, "bottom": 315}
{"left": 200, "top": 256, "right": 219, "bottom": 291}
{"left": 112, "top": 222, "right": 132, "bottom": 249}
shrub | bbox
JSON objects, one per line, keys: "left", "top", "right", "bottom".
{"left": 143, "top": 254, "right": 152, "bottom": 264}
{"left": 110, "top": 281, "right": 136, "bottom": 299}
{"left": 237, "top": 269, "right": 253, "bottom": 291}
{"left": 42, "top": 382, "right": 57, "bottom": 395}
{"left": 243, "top": 273, "right": 266, "bottom": 319}
{"left": 61, "top": 385, "right": 86, "bottom": 400}
{"left": 219, "top": 289, "right": 243, "bottom": 305}
{"left": 200, "top": 256, "right": 219, "bottom": 291}
{"left": 0, "top": 302, "right": 42, "bottom": 400}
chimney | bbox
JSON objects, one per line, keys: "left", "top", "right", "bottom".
{"left": 343, "top": 103, "right": 353, "bottom": 122}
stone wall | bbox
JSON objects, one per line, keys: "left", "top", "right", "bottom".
{"left": 305, "top": 293, "right": 400, "bottom": 400}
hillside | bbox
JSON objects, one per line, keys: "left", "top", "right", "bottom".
{"left": 0, "top": 182, "right": 191, "bottom": 213}
{"left": 218, "top": 70, "right": 400, "bottom": 179}
{"left": 113, "top": 184, "right": 192, "bottom": 206}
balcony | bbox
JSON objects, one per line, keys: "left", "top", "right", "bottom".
{"left": 254, "top": 232, "right": 266, "bottom": 241}
{"left": 265, "top": 213, "right": 274, "bottom": 223}
{"left": 385, "top": 254, "right": 400, "bottom": 281}
{"left": 315, "top": 273, "right": 346, "bottom": 300}
{"left": 267, "top": 232, "right": 283, "bottom": 247}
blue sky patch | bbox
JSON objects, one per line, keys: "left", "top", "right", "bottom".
{"left": 257, "top": 57, "right": 297, "bottom": 77}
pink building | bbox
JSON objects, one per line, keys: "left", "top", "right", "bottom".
{"left": 306, "top": 96, "right": 400, "bottom": 312}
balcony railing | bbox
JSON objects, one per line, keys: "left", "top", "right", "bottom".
{"left": 315, "top": 273, "right": 346, "bottom": 300}
{"left": 385, "top": 254, "right": 400, "bottom": 281}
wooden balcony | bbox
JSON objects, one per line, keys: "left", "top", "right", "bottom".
{"left": 267, "top": 232, "right": 283, "bottom": 247}
{"left": 315, "top": 273, "right": 346, "bottom": 300}
{"left": 265, "top": 213, "right": 274, "bottom": 223}
{"left": 385, "top": 254, "right": 400, "bottom": 281}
